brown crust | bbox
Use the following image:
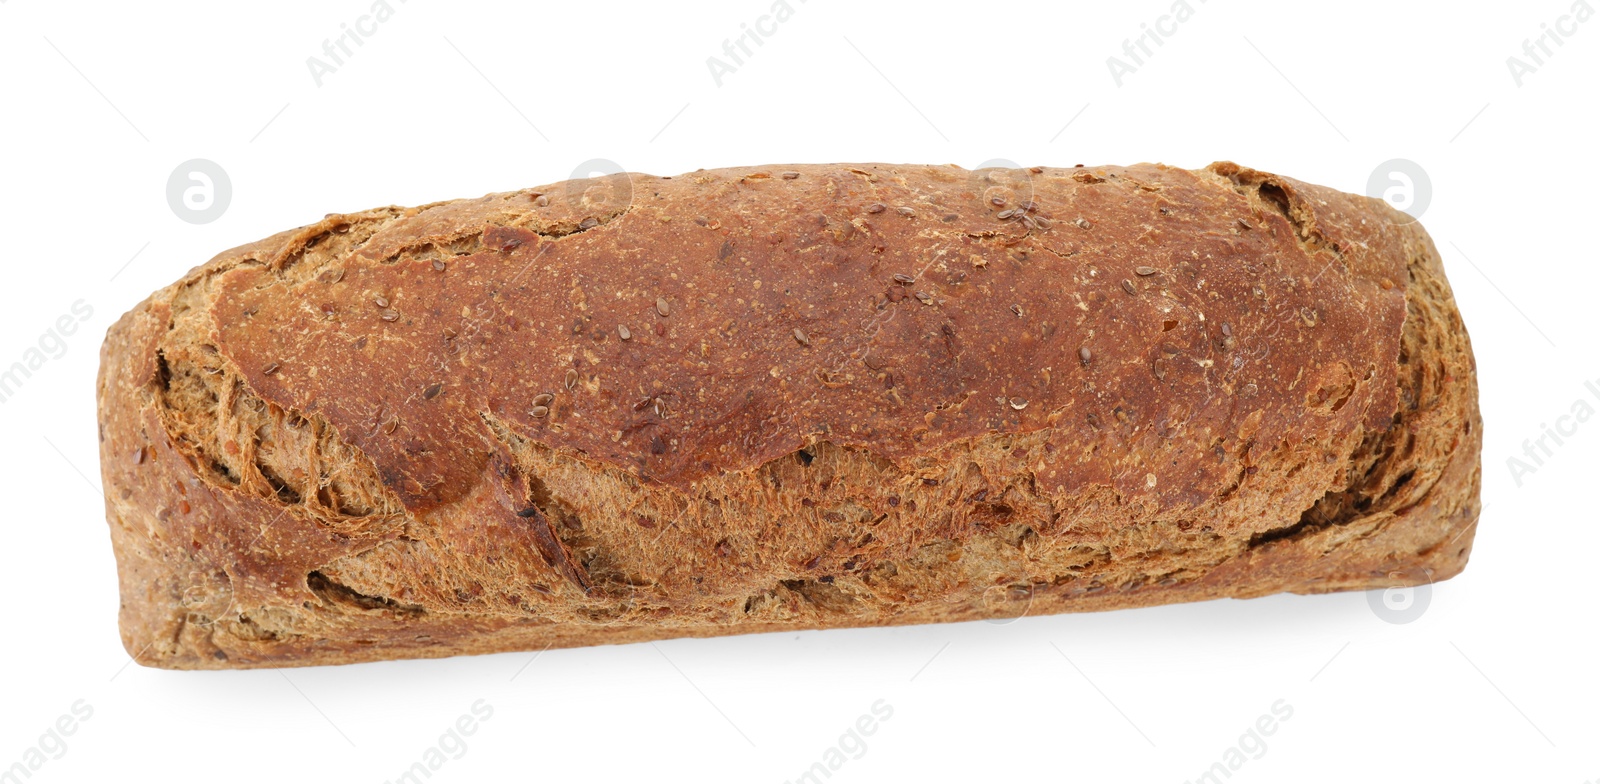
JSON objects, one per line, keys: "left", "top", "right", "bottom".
{"left": 96, "top": 162, "right": 1481, "bottom": 669}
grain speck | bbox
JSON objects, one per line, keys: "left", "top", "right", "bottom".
{"left": 1079, "top": 346, "right": 1092, "bottom": 365}
{"left": 1009, "top": 397, "right": 1029, "bottom": 410}
{"left": 564, "top": 369, "right": 579, "bottom": 390}
{"left": 892, "top": 273, "right": 914, "bottom": 285}
{"left": 423, "top": 383, "right": 443, "bottom": 400}
{"left": 781, "top": 171, "right": 800, "bottom": 179}
{"left": 532, "top": 393, "right": 554, "bottom": 407}
{"left": 656, "top": 297, "right": 670, "bottom": 317}
{"left": 793, "top": 328, "right": 810, "bottom": 346}
{"left": 1135, "top": 266, "right": 1158, "bottom": 276}
{"left": 1121, "top": 279, "right": 1137, "bottom": 295}
{"left": 618, "top": 324, "right": 631, "bottom": 340}
{"left": 263, "top": 362, "right": 280, "bottom": 375}
{"left": 578, "top": 216, "right": 599, "bottom": 230}
{"left": 866, "top": 203, "right": 886, "bottom": 214}
{"left": 1075, "top": 217, "right": 1092, "bottom": 229}
{"left": 380, "top": 309, "right": 400, "bottom": 322}
{"left": 529, "top": 405, "right": 550, "bottom": 418}
{"left": 432, "top": 259, "right": 447, "bottom": 272}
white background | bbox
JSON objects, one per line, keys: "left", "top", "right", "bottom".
{"left": 1, "top": 1, "right": 1595, "bottom": 782}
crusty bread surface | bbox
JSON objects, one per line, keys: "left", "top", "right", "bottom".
{"left": 97, "top": 161, "right": 1481, "bottom": 668}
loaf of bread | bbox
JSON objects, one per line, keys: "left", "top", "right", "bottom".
{"left": 97, "top": 161, "right": 1480, "bottom": 669}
